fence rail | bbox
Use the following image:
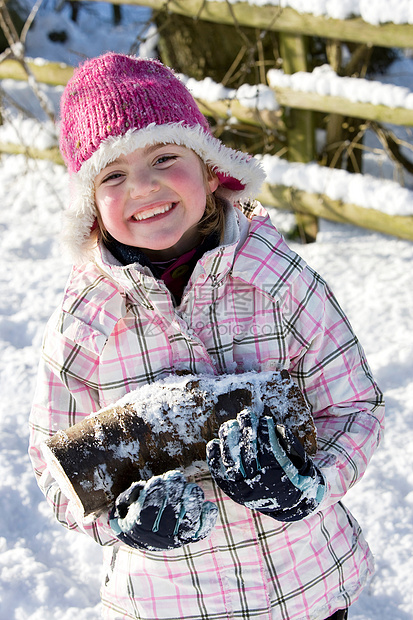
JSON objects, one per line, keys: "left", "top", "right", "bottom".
{"left": 258, "top": 183, "right": 413, "bottom": 242}
{"left": 84, "top": 0, "right": 413, "bottom": 48}
{"left": 0, "top": 58, "right": 73, "bottom": 85}
{"left": 273, "top": 87, "right": 413, "bottom": 127}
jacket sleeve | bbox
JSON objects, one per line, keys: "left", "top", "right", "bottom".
{"left": 28, "top": 312, "right": 118, "bottom": 547}
{"left": 281, "top": 264, "right": 385, "bottom": 510}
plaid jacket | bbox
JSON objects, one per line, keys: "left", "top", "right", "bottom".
{"left": 29, "top": 204, "right": 384, "bottom": 620}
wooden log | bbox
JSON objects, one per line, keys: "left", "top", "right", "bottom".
{"left": 42, "top": 370, "right": 317, "bottom": 517}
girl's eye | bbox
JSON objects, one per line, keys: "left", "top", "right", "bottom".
{"left": 155, "top": 155, "right": 178, "bottom": 166}
{"left": 102, "top": 172, "right": 124, "bottom": 184}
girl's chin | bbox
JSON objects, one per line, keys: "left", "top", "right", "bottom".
{"left": 110, "top": 222, "right": 201, "bottom": 260}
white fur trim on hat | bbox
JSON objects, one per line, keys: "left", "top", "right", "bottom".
{"left": 62, "top": 123, "right": 266, "bottom": 263}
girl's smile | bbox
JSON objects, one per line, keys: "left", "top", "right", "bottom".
{"left": 94, "top": 144, "right": 218, "bottom": 260}
{"left": 130, "top": 201, "right": 176, "bottom": 222}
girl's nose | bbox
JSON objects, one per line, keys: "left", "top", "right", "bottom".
{"left": 129, "top": 169, "right": 160, "bottom": 199}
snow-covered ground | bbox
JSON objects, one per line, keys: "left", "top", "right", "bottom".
{"left": 0, "top": 2, "right": 412, "bottom": 619}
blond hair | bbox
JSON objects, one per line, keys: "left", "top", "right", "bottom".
{"left": 196, "top": 160, "right": 226, "bottom": 240}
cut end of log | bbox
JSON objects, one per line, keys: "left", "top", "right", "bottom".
{"left": 42, "top": 440, "right": 86, "bottom": 515}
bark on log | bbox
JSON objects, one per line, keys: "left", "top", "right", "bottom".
{"left": 42, "top": 370, "right": 317, "bottom": 517}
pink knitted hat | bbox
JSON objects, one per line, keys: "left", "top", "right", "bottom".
{"left": 59, "top": 52, "right": 265, "bottom": 260}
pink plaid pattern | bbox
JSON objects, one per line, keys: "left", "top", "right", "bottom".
{"left": 29, "top": 205, "right": 384, "bottom": 619}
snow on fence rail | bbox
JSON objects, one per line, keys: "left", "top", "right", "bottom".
{"left": 268, "top": 65, "right": 413, "bottom": 127}
{"left": 210, "top": 0, "right": 413, "bottom": 27}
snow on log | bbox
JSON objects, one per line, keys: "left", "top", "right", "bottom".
{"left": 41, "top": 370, "right": 317, "bottom": 517}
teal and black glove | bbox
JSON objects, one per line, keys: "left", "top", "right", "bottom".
{"left": 207, "top": 409, "right": 325, "bottom": 522}
{"left": 109, "top": 470, "right": 218, "bottom": 551}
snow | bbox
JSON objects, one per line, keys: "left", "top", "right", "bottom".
{"left": 268, "top": 64, "right": 413, "bottom": 109}
{"left": 24, "top": 4, "right": 156, "bottom": 66}
{"left": 0, "top": 1, "right": 412, "bottom": 618}
{"left": 181, "top": 75, "right": 279, "bottom": 111}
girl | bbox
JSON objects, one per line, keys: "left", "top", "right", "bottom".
{"left": 29, "top": 52, "right": 384, "bottom": 620}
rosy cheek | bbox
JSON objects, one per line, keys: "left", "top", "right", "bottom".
{"left": 167, "top": 167, "right": 192, "bottom": 183}
{"left": 95, "top": 195, "right": 117, "bottom": 226}
{"left": 96, "top": 192, "right": 117, "bottom": 212}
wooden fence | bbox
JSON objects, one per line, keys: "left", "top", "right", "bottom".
{"left": 0, "top": 0, "right": 413, "bottom": 240}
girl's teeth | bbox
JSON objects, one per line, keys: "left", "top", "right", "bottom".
{"left": 134, "top": 203, "right": 174, "bottom": 221}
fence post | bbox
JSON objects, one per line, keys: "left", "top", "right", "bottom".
{"left": 279, "top": 32, "right": 318, "bottom": 241}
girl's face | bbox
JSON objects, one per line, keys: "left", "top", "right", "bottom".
{"left": 94, "top": 144, "right": 219, "bottom": 260}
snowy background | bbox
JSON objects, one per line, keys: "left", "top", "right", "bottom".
{"left": 0, "top": 2, "right": 412, "bottom": 619}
